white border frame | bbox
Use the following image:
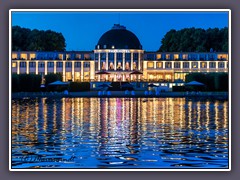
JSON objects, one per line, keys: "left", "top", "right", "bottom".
{"left": 9, "top": 9, "right": 231, "bottom": 171}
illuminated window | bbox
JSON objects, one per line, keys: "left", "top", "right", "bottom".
{"left": 192, "top": 62, "right": 198, "bottom": 68}
{"left": 157, "top": 62, "right": 163, "bottom": 68}
{"left": 117, "top": 62, "right": 122, "bottom": 70}
{"left": 102, "top": 62, "right": 106, "bottom": 70}
{"left": 165, "top": 74, "right": 172, "bottom": 80}
{"left": 12, "top": 53, "right": 17, "bottom": 59}
{"left": 174, "top": 54, "right": 179, "bottom": 60}
{"left": 30, "top": 53, "right": 36, "bottom": 60}
{"left": 125, "top": 62, "right": 130, "bottom": 70}
{"left": 66, "top": 72, "right": 72, "bottom": 81}
{"left": 133, "top": 62, "right": 137, "bottom": 70}
{"left": 156, "top": 54, "right": 161, "bottom": 60}
{"left": 109, "top": 62, "right": 114, "bottom": 70}
{"left": 147, "top": 62, "right": 154, "bottom": 68}
{"left": 182, "top": 54, "right": 188, "bottom": 60}
{"left": 201, "top": 62, "right": 207, "bottom": 68}
{"left": 12, "top": 62, "right": 17, "bottom": 68}
{"left": 166, "top": 54, "right": 170, "bottom": 60}
{"left": 165, "top": 62, "right": 172, "bottom": 68}
{"left": 20, "top": 53, "right": 27, "bottom": 60}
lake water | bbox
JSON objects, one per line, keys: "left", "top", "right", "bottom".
{"left": 11, "top": 97, "right": 229, "bottom": 169}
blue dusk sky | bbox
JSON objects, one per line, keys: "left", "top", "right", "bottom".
{"left": 11, "top": 11, "right": 229, "bottom": 51}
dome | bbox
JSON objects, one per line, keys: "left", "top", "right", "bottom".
{"left": 96, "top": 24, "right": 142, "bottom": 50}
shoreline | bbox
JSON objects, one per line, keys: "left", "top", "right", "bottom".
{"left": 11, "top": 91, "right": 228, "bottom": 100}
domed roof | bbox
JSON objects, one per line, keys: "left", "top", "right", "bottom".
{"left": 96, "top": 24, "right": 142, "bottom": 50}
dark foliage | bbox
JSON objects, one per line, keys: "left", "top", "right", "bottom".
{"left": 44, "top": 73, "right": 63, "bottom": 85}
{"left": 185, "top": 73, "right": 228, "bottom": 91}
{"left": 159, "top": 27, "right": 228, "bottom": 52}
{"left": 12, "top": 26, "right": 66, "bottom": 51}
{"left": 12, "top": 74, "right": 42, "bottom": 92}
{"left": 69, "top": 82, "right": 90, "bottom": 92}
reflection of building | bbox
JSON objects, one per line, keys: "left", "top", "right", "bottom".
{"left": 11, "top": 24, "right": 228, "bottom": 84}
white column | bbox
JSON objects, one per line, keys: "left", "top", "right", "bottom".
{"left": 72, "top": 61, "right": 74, "bottom": 81}
{"left": 26, "top": 61, "right": 29, "bottom": 74}
{"left": 106, "top": 52, "right": 108, "bottom": 70}
{"left": 138, "top": 52, "right": 141, "bottom": 70}
{"left": 63, "top": 61, "right": 66, "bottom": 81}
{"left": 17, "top": 61, "right": 20, "bottom": 74}
{"left": 54, "top": 61, "right": 56, "bottom": 74}
{"left": 154, "top": 61, "right": 157, "bottom": 69}
{"left": 36, "top": 61, "right": 38, "bottom": 75}
{"left": 180, "top": 61, "right": 183, "bottom": 69}
{"left": 131, "top": 52, "right": 133, "bottom": 70}
{"left": 207, "top": 61, "right": 209, "bottom": 69}
{"left": 98, "top": 53, "right": 100, "bottom": 71}
{"left": 81, "top": 61, "right": 84, "bottom": 81}
{"left": 198, "top": 61, "right": 200, "bottom": 69}
{"left": 114, "top": 52, "right": 117, "bottom": 70}
{"left": 123, "top": 52, "right": 125, "bottom": 70}
{"left": 163, "top": 61, "right": 165, "bottom": 69}
{"left": 45, "top": 61, "right": 47, "bottom": 75}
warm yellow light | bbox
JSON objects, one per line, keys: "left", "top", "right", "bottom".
{"left": 12, "top": 62, "right": 17, "bottom": 68}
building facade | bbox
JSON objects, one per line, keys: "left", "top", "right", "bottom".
{"left": 11, "top": 24, "right": 228, "bottom": 84}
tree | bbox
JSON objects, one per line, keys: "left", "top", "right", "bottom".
{"left": 44, "top": 73, "right": 63, "bottom": 85}
{"left": 159, "top": 27, "right": 228, "bottom": 52}
{"left": 12, "top": 26, "right": 66, "bottom": 51}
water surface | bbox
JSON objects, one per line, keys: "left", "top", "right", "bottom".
{"left": 11, "top": 97, "right": 229, "bottom": 169}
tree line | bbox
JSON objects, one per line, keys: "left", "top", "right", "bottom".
{"left": 12, "top": 26, "right": 66, "bottom": 51}
{"left": 159, "top": 27, "right": 228, "bottom": 52}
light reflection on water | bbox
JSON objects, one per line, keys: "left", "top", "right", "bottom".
{"left": 11, "top": 98, "right": 228, "bottom": 169}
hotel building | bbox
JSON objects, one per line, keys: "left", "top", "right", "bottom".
{"left": 11, "top": 24, "right": 228, "bottom": 89}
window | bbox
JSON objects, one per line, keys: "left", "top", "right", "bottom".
{"left": 29, "top": 62, "right": 36, "bottom": 67}
{"left": 166, "top": 54, "right": 170, "bottom": 60}
{"left": 100, "top": 53, "right": 106, "bottom": 60}
{"left": 102, "top": 62, "right": 106, "bottom": 70}
{"left": 157, "top": 62, "right": 163, "bottom": 68}
{"left": 117, "top": 53, "right": 122, "bottom": 61}
{"left": 38, "top": 62, "right": 45, "bottom": 68}
{"left": 182, "top": 54, "right": 188, "bottom": 60}
{"left": 200, "top": 62, "right": 207, "bottom": 68}
{"left": 108, "top": 53, "right": 114, "bottom": 61}
{"left": 117, "top": 62, "right": 122, "bottom": 70}
{"left": 109, "top": 62, "right": 114, "bottom": 70}
{"left": 12, "top": 62, "right": 17, "bottom": 68}
{"left": 12, "top": 53, "right": 18, "bottom": 59}
{"left": 125, "top": 62, "right": 130, "bottom": 70}
{"left": 20, "top": 62, "right": 26, "bottom": 67}
{"left": 218, "top": 62, "right": 225, "bottom": 68}
{"left": 133, "top": 62, "right": 137, "bottom": 70}
{"left": 192, "top": 62, "right": 198, "bottom": 68}
{"left": 133, "top": 53, "right": 138, "bottom": 60}
{"left": 95, "top": 53, "right": 99, "bottom": 60}
{"left": 48, "top": 62, "right": 54, "bottom": 68}
{"left": 183, "top": 62, "right": 189, "bottom": 68}
{"left": 174, "top": 54, "right": 179, "bottom": 60}
{"left": 174, "top": 62, "right": 180, "bottom": 68}
{"left": 209, "top": 62, "right": 216, "bottom": 68}
{"left": 84, "top": 62, "right": 90, "bottom": 68}
{"left": 56, "top": 62, "right": 63, "bottom": 68}
{"left": 125, "top": 53, "right": 131, "bottom": 61}
{"left": 75, "top": 62, "right": 81, "bottom": 68}
{"left": 156, "top": 54, "right": 161, "bottom": 60}
{"left": 165, "top": 62, "right": 172, "bottom": 68}
{"left": 66, "top": 62, "right": 72, "bottom": 68}
{"left": 147, "top": 62, "right": 154, "bottom": 69}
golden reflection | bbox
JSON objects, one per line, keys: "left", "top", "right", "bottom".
{"left": 12, "top": 97, "right": 228, "bottom": 163}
